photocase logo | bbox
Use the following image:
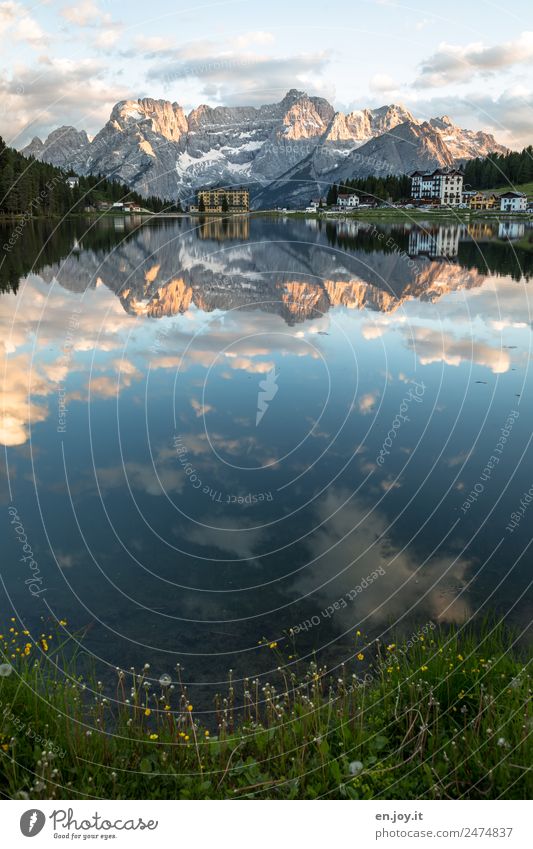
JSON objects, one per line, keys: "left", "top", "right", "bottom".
{"left": 20, "top": 809, "right": 46, "bottom": 837}
{"left": 256, "top": 366, "right": 279, "bottom": 426}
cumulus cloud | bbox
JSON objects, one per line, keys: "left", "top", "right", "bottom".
{"left": 0, "top": 1, "right": 47, "bottom": 47}
{"left": 293, "top": 488, "right": 471, "bottom": 628}
{"left": 414, "top": 31, "right": 533, "bottom": 88}
{"left": 191, "top": 398, "right": 214, "bottom": 417}
{"left": 358, "top": 391, "right": 379, "bottom": 415}
{"left": 0, "top": 56, "right": 126, "bottom": 145}
{"left": 0, "top": 353, "right": 51, "bottom": 446}
{"left": 369, "top": 73, "right": 398, "bottom": 94}
{"left": 143, "top": 35, "right": 333, "bottom": 106}
{"left": 61, "top": 0, "right": 107, "bottom": 27}
{"left": 406, "top": 327, "right": 511, "bottom": 374}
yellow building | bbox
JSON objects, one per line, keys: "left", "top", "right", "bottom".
{"left": 464, "top": 191, "right": 498, "bottom": 210}
{"left": 197, "top": 187, "right": 250, "bottom": 213}
{"left": 197, "top": 216, "right": 250, "bottom": 240}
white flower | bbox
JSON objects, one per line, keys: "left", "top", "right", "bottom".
{"left": 0, "top": 663, "right": 13, "bottom": 677}
{"left": 159, "top": 674, "right": 172, "bottom": 687}
{"left": 349, "top": 760, "right": 363, "bottom": 776}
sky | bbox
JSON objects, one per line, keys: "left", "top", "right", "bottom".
{"left": 1, "top": 0, "right": 533, "bottom": 148}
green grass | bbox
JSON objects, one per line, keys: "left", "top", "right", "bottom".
{"left": 265, "top": 208, "right": 532, "bottom": 221}
{"left": 0, "top": 620, "right": 530, "bottom": 800}
{"left": 484, "top": 180, "right": 533, "bottom": 199}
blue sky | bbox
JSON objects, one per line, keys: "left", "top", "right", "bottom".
{"left": 1, "top": 0, "right": 533, "bottom": 147}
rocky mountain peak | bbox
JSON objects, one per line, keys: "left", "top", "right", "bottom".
{"left": 281, "top": 95, "right": 332, "bottom": 140}
{"left": 281, "top": 88, "right": 308, "bottom": 105}
{"left": 21, "top": 91, "right": 507, "bottom": 206}
{"left": 110, "top": 98, "right": 187, "bottom": 141}
{"left": 22, "top": 125, "right": 89, "bottom": 166}
{"left": 370, "top": 103, "right": 416, "bottom": 133}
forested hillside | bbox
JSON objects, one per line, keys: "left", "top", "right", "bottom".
{"left": 0, "top": 136, "right": 171, "bottom": 215}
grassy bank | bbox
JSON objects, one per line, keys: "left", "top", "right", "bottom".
{"left": 0, "top": 621, "right": 530, "bottom": 800}
{"left": 272, "top": 209, "right": 533, "bottom": 222}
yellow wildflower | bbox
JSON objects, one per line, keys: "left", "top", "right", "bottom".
{"left": 357, "top": 653, "right": 364, "bottom": 661}
{"left": 269, "top": 642, "right": 277, "bottom": 649}
{"left": 144, "top": 708, "right": 151, "bottom": 717}
{"left": 149, "top": 733, "right": 158, "bottom": 740}
{"left": 187, "top": 704, "right": 193, "bottom": 712}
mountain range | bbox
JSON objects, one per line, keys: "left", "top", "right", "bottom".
{"left": 33, "top": 217, "right": 493, "bottom": 325}
{"left": 22, "top": 90, "right": 507, "bottom": 208}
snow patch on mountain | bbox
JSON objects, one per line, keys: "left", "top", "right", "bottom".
{"left": 22, "top": 92, "right": 508, "bottom": 207}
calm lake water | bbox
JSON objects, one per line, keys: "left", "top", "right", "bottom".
{"left": 1, "top": 214, "right": 532, "bottom": 703}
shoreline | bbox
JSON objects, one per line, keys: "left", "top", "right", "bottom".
{"left": 0, "top": 620, "right": 530, "bottom": 800}
{"left": 2, "top": 209, "right": 533, "bottom": 225}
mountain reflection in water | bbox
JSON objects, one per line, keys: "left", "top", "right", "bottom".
{"left": 1, "top": 215, "right": 531, "bottom": 697}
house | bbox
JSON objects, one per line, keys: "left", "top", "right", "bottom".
{"left": 337, "top": 193, "right": 360, "bottom": 209}
{"left": 197, "top": 187, "right": 250, "bottom": 213}
{"left": 66, "top": 176, "right": 79, "bottom": 189}
{"left": 96, "top": 201, "right": 111, "bottom": 210}
{"left": 410, "top": 168, "right": 464, "bottom": 206}
{"left": 498, "top": 221, "right": 525, "bottom": 240}
{"left": 462, "top": 190, "right": 498, "bottom": 210}
{"left": 309, "top": 197, "right": 325, "bottom": 209}
{"left": 408, "top": 225, "right": 460, "bottom": 259}
{"left": 499, "top": 191, "right": 527, "bottom": 212}
{"left": 112, "top": 202, "right": 124, "bottom": 209}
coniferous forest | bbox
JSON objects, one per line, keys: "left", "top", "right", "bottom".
{"left": 463, "top": 146, "right": 533, "bottom": 189}
{"left": 0, "top": 135, "right": 174, "bottom": 216}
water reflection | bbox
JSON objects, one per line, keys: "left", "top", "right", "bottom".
{"left": 1, "top": 216, "right": 531, "bottom": 690}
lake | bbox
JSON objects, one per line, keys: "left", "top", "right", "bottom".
{"left": 1, "top": 214, "right": 532, "bottom": 705}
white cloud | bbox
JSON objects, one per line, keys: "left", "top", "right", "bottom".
{"left": 233, "top": 31, "right": 274, "bottom": 49}
{"left": 61, "top": 0, "right": 105, "bottom": 27}
{"left": 0, "top": 57, "right": 126, "bottom": 145}
{"left": 293, "top": 488, "right": 471, "bottom": 627}
{"left": 144, "top": 36, "right": 333, "bottom": 106}
{"left": 369, "top": 73, "right": 398, "bottom": 94}
{"left": 415, "top": 31, "right": 533, "bottom": 88}
{"left": 358, "top": 391, "right": 379, "bottom": 415}
{"left": 406, "top": 327, "right": 511, "bottom": 374}
{"left": 0, "top": 1, "right": 47, "bottom": 47}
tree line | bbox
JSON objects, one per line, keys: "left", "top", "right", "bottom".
{"left": 463, "top": 146, "right": 533, "bottom": 190}
{"left": 0, "top": 135, "right": 177, "bottom": 216}
{"left": 325, "top": 174, "right": 412, "bottom": 205}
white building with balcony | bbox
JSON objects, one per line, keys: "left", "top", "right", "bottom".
{"left": 410, "top": 169, "right": 464, "bottom": 206}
